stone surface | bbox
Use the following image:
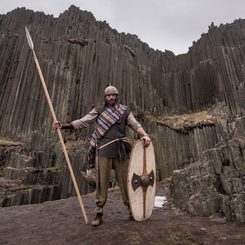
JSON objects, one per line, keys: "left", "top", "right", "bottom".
{"left": 0, "top": 180, "right": 245, "bottom": 245}
{"left": 171, "top": 115, "right": 245, "bottom": 222}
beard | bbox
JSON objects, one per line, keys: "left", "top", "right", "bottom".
{"left": 105, "top": 97, "right": 118, "bottom": 107}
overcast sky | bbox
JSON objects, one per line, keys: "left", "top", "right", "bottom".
{"left": 1, "top": 0, "right": 245, "bottom": 54}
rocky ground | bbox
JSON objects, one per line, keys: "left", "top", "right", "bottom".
{"left": 0, "top": 179, "right": 245, "bottom": 245}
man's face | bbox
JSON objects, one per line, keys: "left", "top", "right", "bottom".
{"left": 105, "top": 94, "right": 117, "bottom": 106}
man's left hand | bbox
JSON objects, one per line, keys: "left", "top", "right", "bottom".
{"left": 141, "top": 135, "right": 151, "bottom": 147}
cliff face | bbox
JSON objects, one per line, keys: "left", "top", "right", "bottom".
{"left": 0, "top": 6, "right": 245, "bottom": 222}
{"left": 1, "top": 7, "right": 245, "bottom": 137}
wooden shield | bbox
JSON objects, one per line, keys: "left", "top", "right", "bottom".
{"left": 127, "top": 140, "right": 156, "bottom": 221}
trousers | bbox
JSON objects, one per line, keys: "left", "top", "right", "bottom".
{"left": 95, "top": 156, "right": 129, "bottom": 214}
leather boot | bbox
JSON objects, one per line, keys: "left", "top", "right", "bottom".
{"left": 91, "top": 213, "right": 103, "bottom": 227}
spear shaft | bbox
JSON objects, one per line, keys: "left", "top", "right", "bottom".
{"left": 25, "top": 27, "right": 89, "bottom": 224}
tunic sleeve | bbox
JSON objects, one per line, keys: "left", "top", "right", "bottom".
{"left": 127, "top": 112, "right": 142, "bottom": 131}
{"left": 71, "top": 108, "right": 99, "bottom": 129}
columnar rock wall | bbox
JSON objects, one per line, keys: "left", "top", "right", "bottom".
{"left": 0, "top": 6, "right": 245, "bottom": 220}
{"left": 1, "top": 7, "right": 245, "bottom": 142}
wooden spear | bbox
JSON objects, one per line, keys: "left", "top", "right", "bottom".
{"left": 25, "top": 27, "right": 89, "bottom": 224}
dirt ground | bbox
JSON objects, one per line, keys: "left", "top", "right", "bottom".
{"left": 0, "top": 180, "right": 245, "bottom": 245}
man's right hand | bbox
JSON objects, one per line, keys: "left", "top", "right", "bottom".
{"left": 53, "top": 121, "right": 62, "bottom": 129}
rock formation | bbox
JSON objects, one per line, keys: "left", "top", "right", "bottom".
{"left": 0, "top": 6, "right": 245, "bottom": 222}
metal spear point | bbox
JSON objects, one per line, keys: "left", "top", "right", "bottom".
{"left": 25, "top": 27, "right": 89, "bottom": 224}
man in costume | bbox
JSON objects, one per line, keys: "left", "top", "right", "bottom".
{"left": 53, "top": 85, "right": 151, "bottom": 226}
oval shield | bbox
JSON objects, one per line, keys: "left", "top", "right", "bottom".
{"left": 127, "top": 140, "right": 156, "bottom": 221}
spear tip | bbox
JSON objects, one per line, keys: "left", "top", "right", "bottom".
{"left": 25, "top": 26, "right": 34, "bottom": 50}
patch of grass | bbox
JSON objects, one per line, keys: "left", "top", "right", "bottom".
{"left": 166, "top": 230, "right": 198, "bottom": 245}
{"left": 45, "top": 167, "right": 61, "bottom": 173}
{"left": 230, "top": 234, "right": 245, "bottom": 243}
{"left": 0, "top": 138, "right": 23, "bottom": 146}
{"left": 125, "top": 231, "right": 142, "bottom": 245}
{"left": 142, "top": 111, "right": 216, "bottom": 133}
{"left": 7, "top": 184, "right": 33, "bottom": 191}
